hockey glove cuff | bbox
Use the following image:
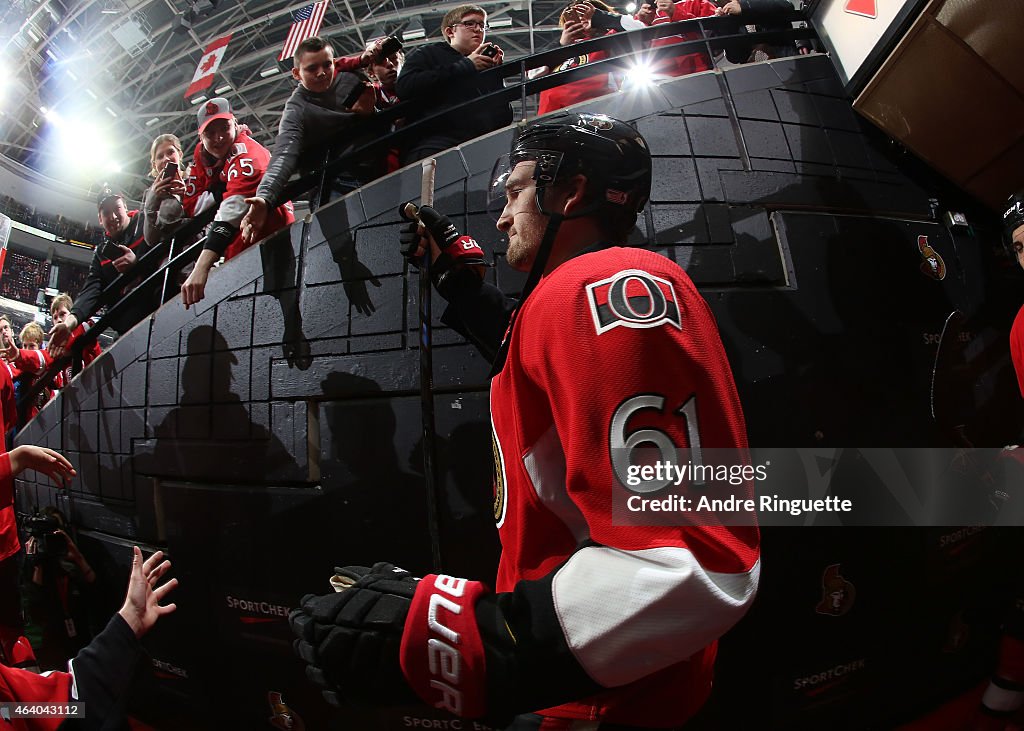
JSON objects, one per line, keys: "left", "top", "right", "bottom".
{"left": 400, "top": 574, "right": 491, "bottom": 718}
{"left": 399, "top": 205, "right": 486, "bottom": 298}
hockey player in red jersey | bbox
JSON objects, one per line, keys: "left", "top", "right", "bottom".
{"left": 289, "top": 112, "right": 760, "bottom": 729}
{"left": 179, "top": 97, "right": 294, "bottom": 309}
{"left": 1004, "top": 191, "right": 1024, "bottom": 399}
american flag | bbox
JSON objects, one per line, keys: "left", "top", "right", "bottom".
{"left": 278, "top": 1, "right": 330, "bottom": 62}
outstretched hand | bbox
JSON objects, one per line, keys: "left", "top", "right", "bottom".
{"left": 9, "top": 445, "right": 76, "bottom": 487}
{"left": 118, "top": 546, "right": 178, "bottom": 639}
{"left": 47, "top": 315, "right": 78, "bottom": 359}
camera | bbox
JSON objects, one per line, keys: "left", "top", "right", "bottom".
{"left": 378, "top": 34, "right": 403, "bottom": 59}
{"left": 481, "top": 43, "right": 499, "bottom": 58}
{"left": 24, "top": 515, "right": 66, "bottom": 558}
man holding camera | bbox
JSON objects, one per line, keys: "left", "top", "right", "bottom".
{"left": 239, "top": 36, "right": 381, "bottom": 246}
{"left": 395, "top": 4, "right": 512, "bottom": 164}
{"left": 48, "top": 187, "right": 152, "bottom": 358}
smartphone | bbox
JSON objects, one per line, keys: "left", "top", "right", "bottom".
{"left": 100, "top": 241, "right": 123, "bottom": 260}
{"left": 379, "top": 34, "right": 403, "bottom": 58}
{"left": 481, "top": 43, "right": 499, "bottom": 58}
{"left": 162, "top": 160, "right": 178, "bottom": 179}
{"left": 342, "top": 80, "right": 369, "bottom": 109}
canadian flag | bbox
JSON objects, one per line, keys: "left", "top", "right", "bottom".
{"left": 184, "top": 34, "right": 232, "bottom": 99}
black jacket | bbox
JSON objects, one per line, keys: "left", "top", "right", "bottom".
{"left": 395, "top": 42, "right": 512, "bottom": 161}
{"left": 71, "top": 211, "right": 155, "bottom": 336}
{"left": 257, "top": 71, "right": 370, "bottom": 208}
{"left": 716, "top": 0, "right": 806, "bottom": 63}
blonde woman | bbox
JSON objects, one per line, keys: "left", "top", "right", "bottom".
{"left": 142, "top": 133, "right": 188, "bottom": 246}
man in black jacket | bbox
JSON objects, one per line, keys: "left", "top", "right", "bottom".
{"left": 395, "top": 4, "right": 512, "bottom": 164}
{"left": 48, "top": 186, "right": 154, "bottom": 358}
{"left": 239, "top": 36, "right": 376, "bottom": 245}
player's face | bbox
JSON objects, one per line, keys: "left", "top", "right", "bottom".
{"left": 497, "top": 161, "right": 546, "bottom": 272}
{"left": 1013, "top": 224, "right": 1024, "bottom": 272}
{"left": 98, "top": 199, "right": 129, "bottom": 238}
{"left": 293, "top": 48, "right": 335, "bottom": 94}
{"left": 154, "top": 141, "right": 181, "bottom": 171}
{"left": 446, "top": 13, "right": 486, "bottom": 56}
{"left": 369, "top": 52, "right": 401, "bottom": 89}
{"left": 52, "top": 305, "right": 70, "bottom": 326}
{"left": 200, "top": 117, "right": 237, "bottom": 161}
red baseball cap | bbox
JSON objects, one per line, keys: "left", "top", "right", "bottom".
{"left": 197, "top": 97, "right": 234, "bottom": 134}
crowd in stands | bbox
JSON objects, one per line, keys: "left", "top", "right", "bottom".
{"left": 0, "top": 194, "right": 104, "bottom": 246}
{"left": 0, "top": 249, "right": 89, "bottom": 311}
{"left": 0, "top": 252, "right": 49, "bottom": 306}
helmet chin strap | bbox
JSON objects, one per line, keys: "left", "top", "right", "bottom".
{"left": 487, "top": 182, "right": 606, "bottom": 377}
{"left": 487, "top": 186, "right": 568, "bottom": 377}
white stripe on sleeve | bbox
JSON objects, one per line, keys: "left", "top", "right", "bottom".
{"left": 551, "top": 545, "right": 759, "bottom": 687}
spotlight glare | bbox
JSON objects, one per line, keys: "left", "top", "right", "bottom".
{"left": 622, "top": 62, "right": 656, "bottom": 90}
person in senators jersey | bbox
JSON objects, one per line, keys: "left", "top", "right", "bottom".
{"left": 289, "top": 113, "right": 760, "bottom": 729}
{"left": 178, "top": 97, "right": 294, "bottom": 309}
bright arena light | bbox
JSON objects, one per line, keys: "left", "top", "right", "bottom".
{"left": 626, "top": 2, "right": 637, "bottom": 11}
{"left": 621, "top": 61, "right": 656, "bottom": 90}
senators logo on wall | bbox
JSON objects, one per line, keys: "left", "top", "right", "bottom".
{"left": 587, "top": 269, "right": 682, "bottom": 335}
{"left": 917, "top": 235, "right": 946, "bottom": 281}
{"left": 815, "top": 563, "right": 856, "bottom": 616}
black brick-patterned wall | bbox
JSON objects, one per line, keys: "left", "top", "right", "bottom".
{"left": 13, "top": 54, "right": 1022, "bottom": 729}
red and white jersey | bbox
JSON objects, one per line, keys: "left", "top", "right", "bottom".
{"left": 489, "top": 246, "right": 760, "bottom": 726}
{"left": 182, "top": 127, "right": 294, "bottom": 260}
{"left": 1012, "top": 304, "right": 1024, "bottom": 399}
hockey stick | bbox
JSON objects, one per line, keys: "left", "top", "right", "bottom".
{"left": 930, "top": 309, "right": 967, "bottom": 432}
{"left": 416, "top": 159, "right": 442, "bottom": 572}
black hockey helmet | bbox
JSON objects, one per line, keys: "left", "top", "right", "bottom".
{"left": 490, "top": 112, "right": 651, "bottom": 234}
{"left": 1002, "top": 190, "right": 1024, "bottom": 258}
{"left": 1003, "top": 190, "right": 1024, "bottom": 238}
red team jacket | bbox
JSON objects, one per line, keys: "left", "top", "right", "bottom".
{"left": 538, "top": 47, "right": 616, "bottom": 116}
{"left": 489, "top": 246, "right": 760, "bottom": 725}
{"left": 643, "top": 0, "right": 717, "bottom": 76}
{"left": 182, "top": 126, "right": 294, "bottom": 261}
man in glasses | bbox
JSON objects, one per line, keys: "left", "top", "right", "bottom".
{"left": 396, "top": 4, "right": 512, "bottom": 164}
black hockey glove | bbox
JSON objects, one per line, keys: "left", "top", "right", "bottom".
{"left": 289, "top": 562, "right": 420, "bottom": 707}
{"left": 399, "top": 205, "right": 486, "bottom": 299}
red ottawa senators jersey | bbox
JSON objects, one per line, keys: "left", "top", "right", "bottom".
{"left": 182, "top": 127, "right": 294, "bottom": 260}
{"left": 488, "top": 246, "right": 760, "bottom": 727}
{"left": 1012, "top": 303, "right": 1024, "bottom": 399}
